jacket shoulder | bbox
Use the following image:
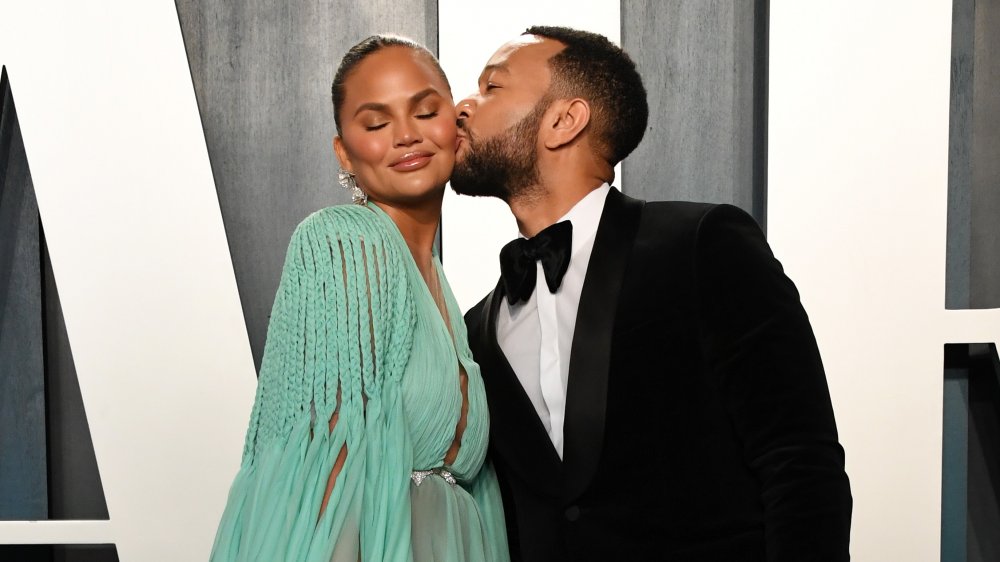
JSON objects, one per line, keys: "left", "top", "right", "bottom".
{"left": 640, "top": 201, "right": 765, "bottom": 237}
{"left": 642, "top": 200, "right": 718, "bottom": 225}
{"left": 464, "top": 293, "right": 489, "bottom": 332}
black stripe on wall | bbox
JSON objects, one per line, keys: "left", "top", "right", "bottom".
{"left": 0, "top": 544, "right": 119, "bottom": 561}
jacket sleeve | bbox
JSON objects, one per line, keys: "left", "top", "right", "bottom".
{"left": 211, "top": 206, "right": 416, "bottom": 562}
{"left": 693, "top": 204, "right": 852, "bottom": 562}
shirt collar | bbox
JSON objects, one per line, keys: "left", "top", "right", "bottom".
{"left": 515, "top": 183, "right": 612, "bottom": 252}
{"left": 556, "top": 183, "right": 611, "bottom": 256}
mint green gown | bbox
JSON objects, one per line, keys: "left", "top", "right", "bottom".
{"left": 211, "top": 204, "right": 510, "bottom": 562}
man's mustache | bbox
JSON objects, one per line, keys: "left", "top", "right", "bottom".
{"left": 456, "top": 118, "right": 477, "bottom": 151}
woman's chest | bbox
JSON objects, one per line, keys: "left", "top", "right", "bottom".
{"left": 400, "top": 309, "right": 489, "bottom": 458}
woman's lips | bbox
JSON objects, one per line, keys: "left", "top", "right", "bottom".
{"left": 389, "top": 151, "right": 433, "bottom": 171}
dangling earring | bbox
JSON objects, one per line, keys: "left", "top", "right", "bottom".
{"left": 338, "top": 168, "right": 367, "bottom": 205}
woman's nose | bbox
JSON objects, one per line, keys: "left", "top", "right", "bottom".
{"left": 394, "top": 119, "right": 422, "bottom": 147}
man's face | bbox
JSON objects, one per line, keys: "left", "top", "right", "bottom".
{"left": 450, "top": 36, "right": 565, "bottom": 200}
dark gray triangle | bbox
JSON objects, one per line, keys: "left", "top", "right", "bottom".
{"left": 0, "top": 67, "right": 111, "bottom": 530}
{"left": 0, "top": 65, "right": 48, "bottom": 521}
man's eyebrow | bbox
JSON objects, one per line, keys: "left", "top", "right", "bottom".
{"left": 479, "top": 63, "right": 509, "bottom": 81}
{"left": 353, "top": 88, "right": 442, "bottom": 117}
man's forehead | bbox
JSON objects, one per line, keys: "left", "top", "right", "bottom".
{"left": 484, "top": 34, "right": 564, "bottom": 71}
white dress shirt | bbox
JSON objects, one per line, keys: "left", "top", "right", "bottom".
{"left": 497, "top": 183, "right": 611, "bottom": 459}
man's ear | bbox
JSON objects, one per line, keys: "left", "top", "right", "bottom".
{"left": 542, "top": 98, "right": 591, "bottom": 150}
{"left": 333, "top": 136, "right": 353, "bottom": 172}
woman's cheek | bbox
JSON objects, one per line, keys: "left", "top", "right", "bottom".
{"left": 429, "top": 117, "right": 458, "bottom": 151}
{"left": 353, "top": 133, "right": 389, "bottom": 166}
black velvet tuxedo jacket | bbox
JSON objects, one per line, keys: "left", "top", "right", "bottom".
{"left": 465, "top": 188, "right": 852, "bottom": 562}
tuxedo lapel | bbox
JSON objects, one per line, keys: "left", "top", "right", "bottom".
{"left": 476, "top": 280, "right": 563, "bottom": 495}
{"left": 562, "top": 187, "right": 644, "bottom": 501}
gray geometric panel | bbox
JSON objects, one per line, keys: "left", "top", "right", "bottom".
{"left": 942, "top": 343, "right": 1000, "bottom": 562}
{"left": 947, "top": 0, "right": 974, "bottom": 310}
{"left": 942, "top": 344, "right": 970, "bottom": 562}
{"left": 176, "top": 0, "right": 439, "bottom": 370}
{"left": 621, "top": 0, "right": 767, "bottom": 227}
{"left": 966, "top": 344, "right": 1000, "bottom": 562}
{"left": 0, "top": 66, "right": 47, "bottom": 520}
{"left": 947, "top": 0, "right": 1000, "bottom": 310}
{"left": 967, "top": 0, "right": 1000, "bottom": 310}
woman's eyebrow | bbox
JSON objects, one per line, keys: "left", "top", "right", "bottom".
{"left": 353, "top": 88, "right": 441, "bottom": 117}
{"left": 409, "top": 88, "right": 439, "bottom": 105}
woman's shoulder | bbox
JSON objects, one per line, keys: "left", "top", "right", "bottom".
{"left": 292, "top": 203, "right": 395, "bottom": 242}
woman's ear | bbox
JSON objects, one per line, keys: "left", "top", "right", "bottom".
{"left": 542, "top": 98, "right": 591, "bottom": 150}
{"left": 333, "top": 136, "right": 352, "bottom": 172}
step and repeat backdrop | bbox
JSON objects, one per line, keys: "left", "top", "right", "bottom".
{"left": 1, "top": 1, "right": 998, "bottom": 560}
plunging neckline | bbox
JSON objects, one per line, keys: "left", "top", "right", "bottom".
{"left": 367, "top": 203, "right": 473, "bottom": 468}
{"left": 366, "top": 204, "right": 464, "bottom": 359}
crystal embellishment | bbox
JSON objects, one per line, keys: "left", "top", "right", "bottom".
{"left": 411, "top": 468, "right": 457, "bottom": 487}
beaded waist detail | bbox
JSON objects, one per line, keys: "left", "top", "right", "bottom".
{"left": 411, "top": 467, "right": 457, "bottom": 486}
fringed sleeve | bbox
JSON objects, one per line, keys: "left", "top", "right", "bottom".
{"left": 211, "top": 205, "right": 416, "bottom": 562}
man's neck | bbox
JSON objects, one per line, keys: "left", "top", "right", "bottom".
{"left": 510, "top": 179, "right": 607, "bottom": 238}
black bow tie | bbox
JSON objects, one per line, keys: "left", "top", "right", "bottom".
{"left": 499, "top": 221, "right": 573, "bottom": 305}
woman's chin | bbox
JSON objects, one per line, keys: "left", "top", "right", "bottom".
{"left": 374, "top": 182, "right": 447, "bottom": 210}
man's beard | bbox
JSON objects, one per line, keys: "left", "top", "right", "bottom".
{"left": 450, "top": 100, "right": 549, "bottom": 202}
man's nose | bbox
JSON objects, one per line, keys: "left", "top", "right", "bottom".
{"left": 456, "top": 98, "right": 476, "bottom": 120}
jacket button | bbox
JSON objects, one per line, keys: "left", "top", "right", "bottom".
{"left": 564, "top": 505, "right": 581, "bottom": 522}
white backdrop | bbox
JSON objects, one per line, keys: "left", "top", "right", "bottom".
{"left": 1, "top": 1, "right": 997, "bottom": 560}
{"left": 438, "top": 0, "right": 621, "bottom": 309}
{"left": 770, "top": 1, "right": 1000, "bottom": 559}
{"left": 0, "top": 0, "right": 258, "bottom": 558}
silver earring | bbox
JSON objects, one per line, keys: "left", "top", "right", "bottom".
{"left": 338, "top": 168, "right": 367, "bottom": 205}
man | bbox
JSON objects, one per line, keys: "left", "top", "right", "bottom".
{"left": 452, "top": 26, "right": 852, "bottom": 561}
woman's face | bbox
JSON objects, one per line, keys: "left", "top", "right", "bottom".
{"left": 334, "top": 47, "right": 457, "bottom": 208}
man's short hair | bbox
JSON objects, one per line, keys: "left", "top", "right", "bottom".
{"left": 524, "top": 25, "right": 648, "bottom": 165}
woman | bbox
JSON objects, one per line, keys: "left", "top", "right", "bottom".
{"left": 211, "top": 36, "right": 509, "bottom": 562}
